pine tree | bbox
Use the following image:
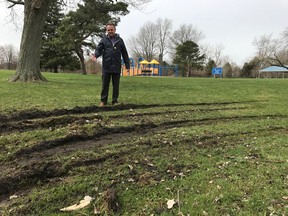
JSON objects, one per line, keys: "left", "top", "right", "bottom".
{"left": 173, "top": 41, "right": 205, "bottom": 77}
{"left": 41, "top": 2, "right": 80, "bottom": 73}
{"left": 57, "top": 0, "right": 129, "bottom": 74}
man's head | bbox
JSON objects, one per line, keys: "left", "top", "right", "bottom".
{"left": 106, "top": 22, "right": 116, "bottom": 37}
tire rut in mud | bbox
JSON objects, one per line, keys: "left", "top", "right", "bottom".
{"left": 0, "top": 101, "right": 285, "bottom": 203}
{"left": 0, "top": 101, "right": 247, "bottom": 131}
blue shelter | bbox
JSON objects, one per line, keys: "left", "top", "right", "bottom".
{"left": 259, "top": 66, "right": 288, "bottom": 78}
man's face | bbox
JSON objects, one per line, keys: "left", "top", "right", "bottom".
{"left": 106, "top": 25, "right": 116, "bottom": 37}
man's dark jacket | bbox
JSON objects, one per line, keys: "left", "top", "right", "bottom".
{"left": 95, "top": 34, "right": 130, "bottom": 73}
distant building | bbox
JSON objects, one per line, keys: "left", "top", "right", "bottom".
{"left": 259, "top": 66, "right": 288, "bottom": 78}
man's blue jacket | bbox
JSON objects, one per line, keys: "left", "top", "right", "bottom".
{"left": 95, "top": 34, "right": 130, "bottom": 73}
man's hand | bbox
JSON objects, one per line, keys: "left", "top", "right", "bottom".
{"left": 126, "top": 69, "right": 130, "bottom": 73}
{"left": 91, "top": 54, "right": 97, "bottom": 61}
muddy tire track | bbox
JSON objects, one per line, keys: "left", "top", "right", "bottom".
{"left": 0, "top": 102, "right": 271, "bottom": 135}
{"left": 0, "top": 101, "right": 251, "bottom": 124}
{"left": 0, "top": 101, "right": 282, "bottom": 204}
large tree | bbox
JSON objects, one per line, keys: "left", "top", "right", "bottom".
{"left": 40, "top": 1, "right": 78, "bottom": 73}
{"left": 241, "top": 57, "right": 260, "bottom": 78}
{"left": 5, "top": 0, "right": 151, "bottom": 82}
{"left": 128, "top": 18, "right": 172, "bottom": 63}
{"left": 57, "top": 0, "right": 129, "bottom": 75}
{"left": 170, "top": 24, "right": 205, "bottom": 63}
{"left": 171, "top": 24, "right": 205, "bottom": 47}
{"left": 128, "top": 21, "right": 159, "bottom": 61}
{"left": 156, "top": 18, "right": 172, "bottom": 65}
{"left": 253, "top": 28, "right": 288, "bottom": 70}
{"left": 173, "top": 40, "right": 205, "bottom": 77}
{"left": 7, "top": 0, "right": 52, "bottom": 82}
{"left": 253, "top": 33, "right": 275, "bottom": 72}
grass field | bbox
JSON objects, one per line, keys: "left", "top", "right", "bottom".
{"left": 0, "top": 70, "right": 287, "bottom": 215}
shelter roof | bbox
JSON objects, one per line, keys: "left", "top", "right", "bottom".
{"left": 149, "top": 59, "right": 160, "bottom": 64}
{"left": 140, "top": 60, "right": 149, "bottom": 64}
{"left": 259, "top": 66, "right": 288, "bottom": 72}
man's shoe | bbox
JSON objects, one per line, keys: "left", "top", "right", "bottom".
{"left": 112, "top": 101, "right": 118, "bottom": 106}
{"left": 99, "top": 102, "right": 106, "bottom": 107}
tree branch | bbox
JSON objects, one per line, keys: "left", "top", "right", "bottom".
{"left": 267, "top": 53, "right": 288, "bottom": 69}
{"left": 6, "top": 0, "right": 24, "bottom": 8}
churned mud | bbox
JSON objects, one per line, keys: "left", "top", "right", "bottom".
{"left": 0, "top": 102, "right": 286, "bottom": 207}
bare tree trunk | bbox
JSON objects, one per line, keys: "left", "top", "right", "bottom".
{"left": 80, "top": 58, "right": 87, "bottom": 75}
{"left": 53, "top": 66, "right": 58, "bottom": 73}
{"left": 187, "top": 63, "right": 191, "bottom": 77}
{"left": 10, "top": 0, "right": 51, "bottom": 82}
{"left": 76, "top": 49, "right": 87, "bottom": 75}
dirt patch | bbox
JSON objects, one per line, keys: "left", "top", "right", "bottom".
{"left": 0, "top": 161, "right": 66, "bottom": 201}
{"left": 0, "top": 101, "right": 286, "bottom": 206}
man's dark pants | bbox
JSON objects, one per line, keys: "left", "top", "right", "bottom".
{"left": 101, "top": 72, "right": 121, "bottom": 104}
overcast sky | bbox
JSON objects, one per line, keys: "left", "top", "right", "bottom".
{"left": 1, "top": 0, "right": 288, "bottom": 66}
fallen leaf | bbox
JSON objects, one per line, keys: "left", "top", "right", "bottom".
{"left": 60, "top": 195, "right": 94, "bottom": 212}
{"left": 167, "top": 199, "right": 176, "bottom": 209}
{"left": 282, "top": 196, "right": 288, "bottom": 200}
{"left": 9, "top": 195, "right": 18, "bottom": 200}
{"left": 127, "top": 178, "right": 135, "bottom": 182}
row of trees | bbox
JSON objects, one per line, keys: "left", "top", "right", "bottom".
{"left": 0, "top": 44, "right": 18, "bottom": 70}
{"left": 4, "top": 0, "right": 150, "bottom": 82}
{"left": 126, "top": 18, "right": 233, "bottom": 77}
{"left": 127, "top": 17, "right": 288, "bottom": 78}
{"left": 3, "top": 0, "right": 288, "bottom": 80}
{"left": 232, "top": 28, "right": 288, "bottom": 78}
{"left": 40, "top": 0, "right": 131, "bottom": 74}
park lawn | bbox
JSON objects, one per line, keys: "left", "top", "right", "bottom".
{"left": 0, "top": 70, "right": 287, "bottom": 215}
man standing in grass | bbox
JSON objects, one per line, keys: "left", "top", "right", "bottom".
{"left": 92, "top": 22, "right": 130, "bottom": 107}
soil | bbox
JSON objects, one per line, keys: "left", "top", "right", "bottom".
{"left": 0, "top": 102, "right": 285, "bottom": 210}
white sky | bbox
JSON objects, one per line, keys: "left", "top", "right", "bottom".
{"left": 1, "top": 0, "right": 288, "bottom": 66}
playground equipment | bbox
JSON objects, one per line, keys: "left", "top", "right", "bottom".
{"left": 121, "top": 57, "right": 178, "bottom": 77}
{"left": 139, "top": 59, "right": 159, "bottom": 76}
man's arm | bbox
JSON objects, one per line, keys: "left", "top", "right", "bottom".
{"left": 91, "top": 39, "right": 105, "bottom": 61}
{"left": 121, "top": 40, "right": 130, "bottom": 70}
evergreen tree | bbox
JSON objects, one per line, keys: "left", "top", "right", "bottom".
{"left": 6, "top": 0, "right": 148, "bottom": 82}
{"left": 57, "top": 0, "right": 129, "bottom": 74}
{"left": 205, "top": 59, "right": 216, "bottom": 77}
{"left": 41, "top": 2, "right": 80, "bottom": 73}
{"left": 173, "top": 40, "right": 205, "bottom": 77}
{"left": 241, "top": 58, "right": 260, "bottom": 78}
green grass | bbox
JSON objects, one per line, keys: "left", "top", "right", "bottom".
{"left": 1, "top": 69, "right": 286, "bottom": 112}
{"left": 0, "top": 70, "right": 288, "bottom": 215}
